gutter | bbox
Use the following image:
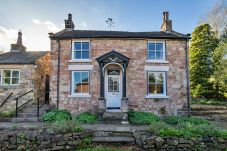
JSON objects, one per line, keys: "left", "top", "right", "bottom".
{"left": 185, "top": 36, "right": 191, "bottom": 117}
{"left": 56, "top": 39, "right": 61, "bottom": 109}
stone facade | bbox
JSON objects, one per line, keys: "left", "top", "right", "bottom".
{"left": 0, "top": 53, "right": 50, "bottom": 112}
{"left": 50, "top": 38, "right": 187, "bottom": 115}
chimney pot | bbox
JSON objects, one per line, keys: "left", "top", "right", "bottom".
{"left": 65, "top": 13, "right": 75, "bottom": 30}
{"left": 10, "top": 30, "right": 26, "bottom": 52}
{"left": 161, "top": 11, "right": 172, "bottom": 32}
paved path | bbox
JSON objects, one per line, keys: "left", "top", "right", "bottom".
{"left": 0, "top": 122, "right": 43, "bottom": 128}
{"left": 0, "top": 122, "right": 150, "bottom": 131}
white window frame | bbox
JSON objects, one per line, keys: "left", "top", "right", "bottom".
{"left": 1, "top": 69, "right": 20, "bottom": 86}
{"left": 70, "top": 70, "right": 91, "bottom": 97}
{"left": 71, "top": 40, "right": 91, "bottom": 61}
{"left": 146, "top": 71, "right": 168, "bottom": 98}
{"left": 147, "top": 41, "right": 166, "bottom": 61}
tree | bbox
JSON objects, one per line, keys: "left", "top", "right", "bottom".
{"left": 212, "top": 35, "right": 227, "bottom": 99}
{"left": 199, "top": 0, "right": 227, "bottom": 37}
{"left": 190, "top": 24, "right": 219, "bottom": 98}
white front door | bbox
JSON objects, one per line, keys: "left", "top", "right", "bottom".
{"left": 105, "top": 70, "right": 121, "bottom": 109}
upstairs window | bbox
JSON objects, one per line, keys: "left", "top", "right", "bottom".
{"left": 148, "top": 42, "right": 165, "bottom": 60}
{"left": 1, "top": 69, "right": 20, "bottom": 86}
{"left": 73, "top": 42, "right": 90, "bottom": 60}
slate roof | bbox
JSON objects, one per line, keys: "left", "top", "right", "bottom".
{"left": 50, "top": 29, "right": 189, "bottom": 39}
{"left": 0, "top": 51, "right": 49, "bottom": 64}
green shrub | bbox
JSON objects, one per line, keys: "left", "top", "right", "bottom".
{"left": 128, "top": 110, "right": 160, "bottom": 124}
{"left": 43, "top": 120, "right": 83, "bottom": 133}
{"left": 163, "top": 116, "right": 210, "bottom": 125}
{"left": 150, "top": 121, "right": 171, "bottom": 135}
{"left": 73, "top": 112, "right": 97, "bottom": 124}
{"left": 42, "top": 109, "right": 72, "bottom": 123}
{"left": 0, "top": 109, "right": 15, "bottom": 117}
{"left": 158, "top": 122, "right": 227, "bottom": 139}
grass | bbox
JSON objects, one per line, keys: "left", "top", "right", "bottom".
{"left": 0, "top": 109, "right": 15, "bottom": 118}
{"left": 43, "top": 120, "right": 83, "bottom": 133}
{"left": 191, "top": 98, "right": 227, "bottom": 106}
{"left": 128, "top": 110, "right": 160, "bottom": 124}
{"left": 148, "top": 116, "right": 227, "bottom": 139}
{"left": 162, "top": 116, "right": 210, "bottom": 125}
{"left": 73, "top": 112, "right": 97, "bottom": 124}
{"left": 128, "top": 110, "right": 227, "bottom": 139}
{"left": 42, "top": 109, "right": 72, "bottom": 123}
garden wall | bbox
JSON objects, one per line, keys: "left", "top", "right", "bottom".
{"left": 0, "top": 128, "right": 91, "bottom": 151}
{"left": 133, "top": 130, "right": 227, "bottom": 151}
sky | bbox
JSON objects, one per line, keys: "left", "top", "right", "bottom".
{"left": 0, "top": 0, "right": 219, "bottom": 52}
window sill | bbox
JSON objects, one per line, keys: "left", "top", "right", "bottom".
{"left": 146, "top": 95, "right": 169, "bottom": 99}
{"left": 68, "top": 59, "right": 92, "bottom": 63}
{"left": 146, "top": 60, "right": 169, "bottom": 64}
{"left": 68, "top": 94, "right": 91, "bottom": 98}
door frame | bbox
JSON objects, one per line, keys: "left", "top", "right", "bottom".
{"left": 105, "top": 69, "right": 122, "bottom": 111}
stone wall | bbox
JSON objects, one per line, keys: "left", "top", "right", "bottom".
{"left": 0, "top": 53, "right": 50, "bottom": 112}
{"left": 0, "top": 128, "right": 91, "bottom": 151}
{"left": 133, "top": 131, "right": 227, "bottom": 150}
{"left": 0, "top": 64, "right": 35, "bottom": 111}
{"left": 50, "top": 39, "right": 187, "bottom": 115}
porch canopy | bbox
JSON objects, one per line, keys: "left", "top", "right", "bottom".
{"left": 96, "top": 50, "right": 130, "bottom": 98}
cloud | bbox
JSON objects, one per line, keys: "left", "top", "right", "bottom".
{"left": 32, "top": 19, "right": 63, "bottom": 32}
{"left": 79, "top": 22, "right": 88, "bottom": 30}
{"left": 0, "top": 26, "right": 18, "bottom": 52}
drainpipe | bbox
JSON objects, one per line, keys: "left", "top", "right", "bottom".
{"left": 185, "top": 36, "right": 191, "bottom": 117}
{"left": 56, "top": 39, "right": 61, "bottom": 109}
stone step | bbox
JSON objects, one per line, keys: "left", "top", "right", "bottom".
{"left": 92, "top": 136, "right": 135, "bottom": 143}
{"left": 191, "top": 105, "right": 227, "bottom": 111}
{"left": 17, "top": 112, "right": 42, "bottom": 118}
{"left": 93, "top": 131, "right": 133, "bottom": 137}
{"left": 12, "top": 117, "right": 41, "bottom": 123}
{"left": 191, "top": 110, "right": 227, "bottom": 116}
{"left": 84, "top": 124, "right": 132, "bottom": 132}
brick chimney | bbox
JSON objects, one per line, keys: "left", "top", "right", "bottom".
{"left": 64, "top": 13, "right": 75, "bottom": 30}
{"left": 161, "top": 11, "right": 172, "bottom": 32}
{"left": 10, "top": 30, "right": 26, "bottom": 52}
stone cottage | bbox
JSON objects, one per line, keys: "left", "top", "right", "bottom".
{"left": 0, "top": 30, "right": 50, "bottom": 109}
{"left": 49, "top": 12, "right": 190, "bottom": 117}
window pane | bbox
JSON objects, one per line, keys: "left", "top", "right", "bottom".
{"left": 149, "top": 84, "right": 156, "bottom": 94}
{"left": 114, "top": 83, "right": 119, "bottom": 92}
{"left": 148, "top": 43, "right": 155, "bottom": 50}
{"left": 81, "top": 72, "right": 88, "bottom": 82}
{"left": 82, "top": 83, "right": 89, "bottom": 93}
{"left": 156, "top": 43, "right": 163, "bottom": 51}
{"left": 3, "top": 78, "right": 10, "bottom": 85}
{"left": 156, "top": 52, "right": 163, "bottom": 60}
{"left": 156, "top": 84, "right": 164, "bottom": 94}
{"left": 148, "top": 73, "right": 156, "bottom": 83}
{"left": 108, "top": 84, "right": 113, "bottom": 92}
{"left": 12, "top": 71, "right": 19, "bottom": 77}
{"left": 12, "top": 78, "right": 19, "bottom": 84}
{"left": 156, "top": 73, "right": 164, "bottom": 84}
{"left": 82, "top": 51, "right": 89, "bottom": 59}
{"left": 148, "top": 51, "right": 155, "bottom": 60}
{"left": 3, "top": 70, "right": 10, "bottom": 77}
{"left": 82, "top": 42, "right": 89, "bottom": 50}
{"left": 108, "top": 77, "right": 113, "bottom": 85}
{"left": 74, "top": 72, "right": 81, "bottom": 83}
{"left": 74, "top": 42, "right": 81, "bottom": 50}
{"left": 75, "top": 51, "right": 81, "bottom": 59}
{"left": 74, "top": 83, "right": 82, "bottom": 93}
